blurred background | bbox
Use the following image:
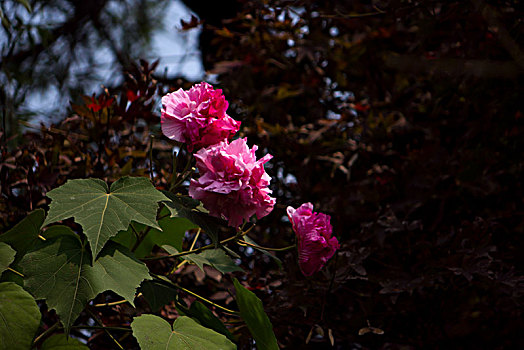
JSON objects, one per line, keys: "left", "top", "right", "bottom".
{"left": 1, "top": 0, "right": 523, "bottom": 349}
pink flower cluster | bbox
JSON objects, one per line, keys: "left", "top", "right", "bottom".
{"left": 287, "top": 203, "right": 340, "bottom": 276}
{"left": 161, "top": 82, "right": 339, "bottom": 271}
{"left": 161, "top": 82, "right": 240, "bottom": 152}
{"left": 189, "top": 138, "right": 276, "bottom": 227}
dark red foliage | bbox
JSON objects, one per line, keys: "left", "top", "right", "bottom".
{"left": 2, "top": 1, "right": 523, "bottom": 349}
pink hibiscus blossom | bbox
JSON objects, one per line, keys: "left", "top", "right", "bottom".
{"left": 189, "top": 138, "right": 276, "bottom": 227}
{"left": 287, "top": 203, "right": 340, "bottom": 276}
{"left": 161, "top": 82, "right": 241, "bottom": 151}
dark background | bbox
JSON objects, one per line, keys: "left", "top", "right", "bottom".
{"left": 2, "top": 0, "right": 523, "bottom": 348}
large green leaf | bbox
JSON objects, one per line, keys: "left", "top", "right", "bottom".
{"left": 21, "top": 227, "right": 151, "bottom": 332}
{"left": 112, "top": 206, "right": 197, "bottom": 258}
{"left": 43, "top": 177, "right": 168, "bottom": 259}
{"left": 0, "top": 209, "right": 45, "bottom": 257}
{"left": 0, "top": 282, "right": 41, "bottom": 350}
{"left": 233, "top": 278, "right": 279, "bottom": 350}
{"left": 163, "top": 246, "right": 243, "bottom": 274}
{"left": 0, "top": 210, "right": 45, "bottom": 285}
{"left": 131, "top": 315, "right": 236, "bottom": 350}
{"left": 40, "top": 334, "right": 89, "bottom": 349}
{"left": 162, "top": 192, "right": 223, "bottom": 245}
{"left": 177, "top": 300, "right": 235, "bottom": 342}
{"left": 93, "top": 241, "right": 152, "bottom": 304}
{"left": 140, "top": 280, "right": 178, "bottom": 312}
{"left": 0, "top": 242, "right": 16, "bottom": 275}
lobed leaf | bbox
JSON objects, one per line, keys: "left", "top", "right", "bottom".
{"left": 21, "top": 227, "right": 151, "bottom": 332}
{"left": 131, "top": 314, "right": 236, "bottom": 350}
{"left": 40, "top": 334, "right": 89, "bottom": 349}
{"left": 43, "top": 177, "right": 168, "bottom": 260}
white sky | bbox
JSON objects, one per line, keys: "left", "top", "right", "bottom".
{"left": 22, "top": 0, "right": 204, "bottom": 124}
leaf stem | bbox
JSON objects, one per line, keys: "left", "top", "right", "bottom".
{"left": 93, "top": 299, "right": 131, "bottom": 307}
{"left": 87, "top": 308, "right": 124, "bottom": 350}
{"left": 237, "top": 240, "right": 296, "bottom": 252}
{"left": 32, "top": 321, "right": 60, "bottom": 347}
{"left": 142, "top": 224, "right": 254, "bottom": 261}
{"left": 7, "top": 266, "right": 24, "bottom": 277}
{"left": 170, "top": 151, "right": 193, "bottom": 191}
{"left": 131, "top": 225, "right": 153, "bottom": 253}
{"left": 150, "top": 273, "right": 239, "bottom": 315}
{"left": 170, "top": 228, "right": 201, "bottom": 274}
{"left": 71, "top": 325, "right": 131, "bottom": 332}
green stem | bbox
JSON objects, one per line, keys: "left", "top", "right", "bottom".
{"left": 71, "top": 325, "right": 131, "bottom": 332}
{"left": 131, "top": 210, "right": 172, "bottom": 253}
{"left": 169, "top": 228, "right": 202, "bottom": 274}
{"left": 142, "top": 224, "right": 254, "bottom": 261}
{"left": 94, "top": 299, "right": 130, "bottom": 307}
{"left": 170, "top": 151, "right": 193, "bottom": 191}
{"left": 7, "top": 266, "right": 24, "bottom": 277}
{"left": 150, "top": 273, "right": 239, "bottom": 315}
{"left": 172, "top": 166, "right": 195, "bottom": 189}
{"left": 32, "top": 321, "right": 60, "bottom": 347}
{"left": 237, "top": 240, "right": 296, "bottom": 252}
{"left": 169, "top": 146, "right": 180, "bottom": 188}
{"left": 87, "top": 308, "right": 124, "bottom": 350}
{"left": 130, "top": 225, "right": 152, "bottom": 253}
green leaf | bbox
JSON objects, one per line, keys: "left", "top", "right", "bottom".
{"left": 187, "top": 249, "right": 243, "bottom": 274}
{"left": 140, "top": 280, "right": 178, "bottom": 312}
{"left": 131, "top": 315, "right": 236, "bottom": 350}
{"left": 0, "top": 209, "right": 45, "bottom": 258}
{"left": 93, "top": 241, "right": 152, "bottom": 305}
{"left": 177, "top": 301, "right": 235, "bottom": 342}
{"left": 0, "top": 282, "right": 41, "bottom": 350}
{"left": 21, "top": 228, "right": 151, "bottom": 332}
{"left": 0, "top": 243, "right": 16, "bottom": 275}
{"left": 233, "top": 278, "right": 278, "bottom": 350}
{"left": 112, "top": 207, "right": 197, "bottom": 258}
{"left": 162, "top": 192, "right": 223, "bottom": 245}
{"left": 0, "top": 210, "right": 46, "bottom": 285}
{"left": 43, "top": 177, "right": 169, "bottom": 260}
{"left": 163, "top": 246, "right": 243, "bottom": 274}
{"left": 40, "top": 334, "right": 89, "bottom": 349}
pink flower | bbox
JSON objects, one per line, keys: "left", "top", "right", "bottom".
{"left": 161, "top": 82, "right": 241, "bottom": 151}
{"left": 189, "top": 138, "right": 276, "bottom": 227}
{"left": 287, "top": 203, "right": 340, "bottom": 276}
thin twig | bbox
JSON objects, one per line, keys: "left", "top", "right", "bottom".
{"left": 7, "top": 267, "right": 24, "bottom": 277}
{"left": 320, "top": 253, "right": 339, "bottom": 323}
{"left": 142, "top": 224, "right": 255, "bottom": 261}
{"left": 170, "top": 228, "right": 201, "bottom": 274}
{"left": 131, "top": 226, "right": 152, "bottom": 253}
{"left": 71, "top": 325, "right": 131, "bottom": 332}
{"left": 151, "top": 273, "right": 239, "bottom": 315}
{"left": 87, "top": 309, "right": 124, "bottom": 350}
{"left": 32, "top": 321, "right": 60, "bottom": 346}
{"left": 237, "top": 240, "right": 295, "bottom": 252}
